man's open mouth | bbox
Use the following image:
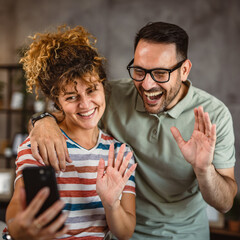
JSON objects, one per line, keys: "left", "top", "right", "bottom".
{"left": 144, "top": 91, "right": 163, "bottom": 101}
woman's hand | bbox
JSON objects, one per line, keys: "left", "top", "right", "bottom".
{"left": 96, "top": 143, "right": 137, "bottom": 210}
{"left": 7, "top": 187, "right": 68, "bottom": 240}
{"left": 29, "top": 116, "right": 72, "bottom": 172}
{"left": 170, "top": 106, "right": 216, "bottom": 173}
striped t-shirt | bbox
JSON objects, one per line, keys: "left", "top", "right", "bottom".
{"left": 15, "top": 129, "right": 136, "bottom": 239}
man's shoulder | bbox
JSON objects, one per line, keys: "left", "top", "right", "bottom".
{"left": 109, "top": 78, "right": 135, "bottom": 92}
{"left": 191, "top": 85, "right": 227, "bottom": 108}
{"left": 191, "top": 84, "right": 232, "bottom": 119}
{"left": 107, "top": 78, "right": 137, "bottom": 104}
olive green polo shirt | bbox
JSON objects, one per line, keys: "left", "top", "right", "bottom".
{"left": 101, "top": 78, "right": 235, "bottom": 240}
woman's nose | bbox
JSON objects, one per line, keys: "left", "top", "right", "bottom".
{"left": 78, "top": 95, "right": 90, "bottom": 108}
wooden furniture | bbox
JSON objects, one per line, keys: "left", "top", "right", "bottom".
{"left": 0, "top": 64, "right": 34, "bottom": 168}
{"left": 210, "top": 227, "right": 240, "bottom": 240}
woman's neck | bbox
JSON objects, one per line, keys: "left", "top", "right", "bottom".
{"left": 59, "top": 121, "right": 100, "bottom": 150}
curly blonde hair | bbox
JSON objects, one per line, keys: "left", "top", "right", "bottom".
{"left": 20, "top": 25, "right": 106, "bottom": 105}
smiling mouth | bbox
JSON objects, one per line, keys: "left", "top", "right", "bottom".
{"left": 77, "top": 108, "right": 96, "bottom": 117}
{"left": 144, "top": 91, "right": 163, "bottom": 101}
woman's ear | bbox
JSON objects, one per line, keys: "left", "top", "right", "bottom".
{"left": 181, "top": 59, "right": 192, "bottom": 82}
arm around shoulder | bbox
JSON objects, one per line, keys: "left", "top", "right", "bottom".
{"left": 28, "top": 111, "right": 72, "bottom": 171}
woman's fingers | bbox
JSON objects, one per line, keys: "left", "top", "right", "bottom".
{"left": 119, "top": 151, "right": 133, "bottom": 176}
{"left": 97, "top": 158, "right": 106, "bottom": 180}
{"left": 115, "top": 144, "right": 125, "bottom": 170}
{"left": 107, "top": 143, "right": 115, "bottom": 168}
{"left": 37, "top": 210, "right": 68, "bottom": 235}
{"left": 32, "top": 199, "right": 65, "bottom": 231}
{"left": 23, "top": 187, "right": 50, "bottom": 220}
{"left": 123, "top": 163, "right": 137, "bottom": 183}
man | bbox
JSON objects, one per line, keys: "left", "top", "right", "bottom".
{"left": 29, "top": 22, "right": 237, "bottom": 239}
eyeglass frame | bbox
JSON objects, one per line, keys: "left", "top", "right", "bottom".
{"left": 126, "top": 58, "right": 186, "bottom": 83}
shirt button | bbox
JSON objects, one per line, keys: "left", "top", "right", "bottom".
{"left": 153, "top": 129, "right": 157, "bottom": 135}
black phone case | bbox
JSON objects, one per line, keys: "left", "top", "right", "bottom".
{"left": 23, "top": 166, "right": 64, "bottom": 229}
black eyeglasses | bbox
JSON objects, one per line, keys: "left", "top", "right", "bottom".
{"left": 127, "top": 59, "right": 186, "bottom": 83}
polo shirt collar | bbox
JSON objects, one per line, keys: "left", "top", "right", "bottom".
{"left": 135, "top": 80, "right": 193, "bottom": 119}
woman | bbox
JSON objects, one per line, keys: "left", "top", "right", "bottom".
{"left": 4, "top": 25, "right": 136, "bottom": 240}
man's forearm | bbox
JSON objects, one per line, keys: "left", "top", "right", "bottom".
{"left": 195, "top": 164, "right": 237, "bottom": 213}
{"left": 28, "top": 111, "right": 62, "bottom": 134}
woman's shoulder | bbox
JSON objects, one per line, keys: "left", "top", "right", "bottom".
{"left": 99, "top": 130, "right": 132, "bottom": 151}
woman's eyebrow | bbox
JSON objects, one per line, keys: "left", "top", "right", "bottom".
{"left": 63, "top": 91, "right": 77, "bottom": 96}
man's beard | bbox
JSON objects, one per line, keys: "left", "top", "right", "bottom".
{"left": 140, "top": 79, "right": 182, "bottom": 114}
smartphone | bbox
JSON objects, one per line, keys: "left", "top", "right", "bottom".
{"left": 23, "top": 166, "right": 64, "bottom": 229}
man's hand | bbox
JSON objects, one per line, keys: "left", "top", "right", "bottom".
{"left": 29, "top": 116, "right": 72, "bottom": 172}
{"left": 96, "top": 143, "right": 137, "bottom": 210}
{"left": 170, "top": 106, "right": 216, "bottom": 173}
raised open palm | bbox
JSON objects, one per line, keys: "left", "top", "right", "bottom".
{"left": 96, "top": 143, "right": 137, "bottom": 209}
{"left": 171, "top": 106, "right": 216, "bottom": 171}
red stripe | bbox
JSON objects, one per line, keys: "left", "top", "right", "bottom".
{"left": 123, "top": 185, "right": 135, "bottom": 193}
{"left": 101, "top": 134, "right": 114, "bottom": 141}
{"left": 66, "top": 165, "right": 98, "bottom": 173}
{"left": 18, "top": 148, "right": 32, "bottom": 157}
{"left": 16, "top": 160, "right": 43, "bottom": 173}
{"left": 68, "top": 226, "right": 107, "bottom": 235}
{"left": 60, "top": 190, "right": 97, "bottom": 198}
{"left": 57, "top": 177, "right": 96, "bottom": 185}
{"left": 17, "top": 159, "right": 42, "bottom": 167}
{"left": 62, "top": 236, "right": 103, "bottom": 240}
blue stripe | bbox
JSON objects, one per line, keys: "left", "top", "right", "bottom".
{"left": 67, "top": 142, "right": 80, "bottom": 149}
{"left": 114, "top": 142, "right": 122, "bottom": 148}
{"left": 129, "top": 175, "right": 135, "bottom": 182}
{"left": 97, "top": 143, "right": 110, "bottom": 150}
{"left": 97, "top": 142, "right": 122, "bottom": 150}
{"left": 64, "top": 201, "right": 103, "bottom": 211}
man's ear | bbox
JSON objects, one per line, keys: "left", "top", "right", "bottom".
{"left": 181, "top": 59, "right": 192, "bottom": 82}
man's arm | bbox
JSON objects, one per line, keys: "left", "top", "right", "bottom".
{"left": 195, "top": 166, "right": 237, "bottom": 213}
{"left": 171, "top": 106, "right": 237, "bottom": 213}
{"left": 28, "top": 112, "right": 72, "bottom": 171}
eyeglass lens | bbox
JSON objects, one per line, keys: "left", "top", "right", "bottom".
{"left": 129, "top": 68, "right": 169, "bottom": 82}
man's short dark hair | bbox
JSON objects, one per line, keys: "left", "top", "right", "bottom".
{"left": 134, "top": 22, "right": 189, "bottom": 60}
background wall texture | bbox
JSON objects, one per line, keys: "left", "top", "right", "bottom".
{"left": 0, "top": 0, "right": 239, "bottom": 186}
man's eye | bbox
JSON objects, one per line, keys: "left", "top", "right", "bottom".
{"left": 153, "top": 70, "right": 168, "bottom": 79}
{"left": 153, "top": 70, "right": 167, "bottom": 76}
{"left": 134, "top": 68, "right": 145, "bottom": 76}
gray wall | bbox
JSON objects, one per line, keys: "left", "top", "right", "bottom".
{"left": 0, "top": 0, "right": 239, "bottom": 187}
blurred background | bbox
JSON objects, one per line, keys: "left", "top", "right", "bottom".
{"left": 0, "top": 0, "right": 239, "bottom": 237}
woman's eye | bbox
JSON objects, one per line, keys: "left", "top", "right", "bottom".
{"left": 66, "top": 96, "right": 77, "bottom": 101}
{"left": 87, "top": 86, "right": 97, "bottom": 94}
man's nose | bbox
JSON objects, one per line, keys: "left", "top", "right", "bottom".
{"left": 141, "top": 73, "right": 157, "bottom": 90}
